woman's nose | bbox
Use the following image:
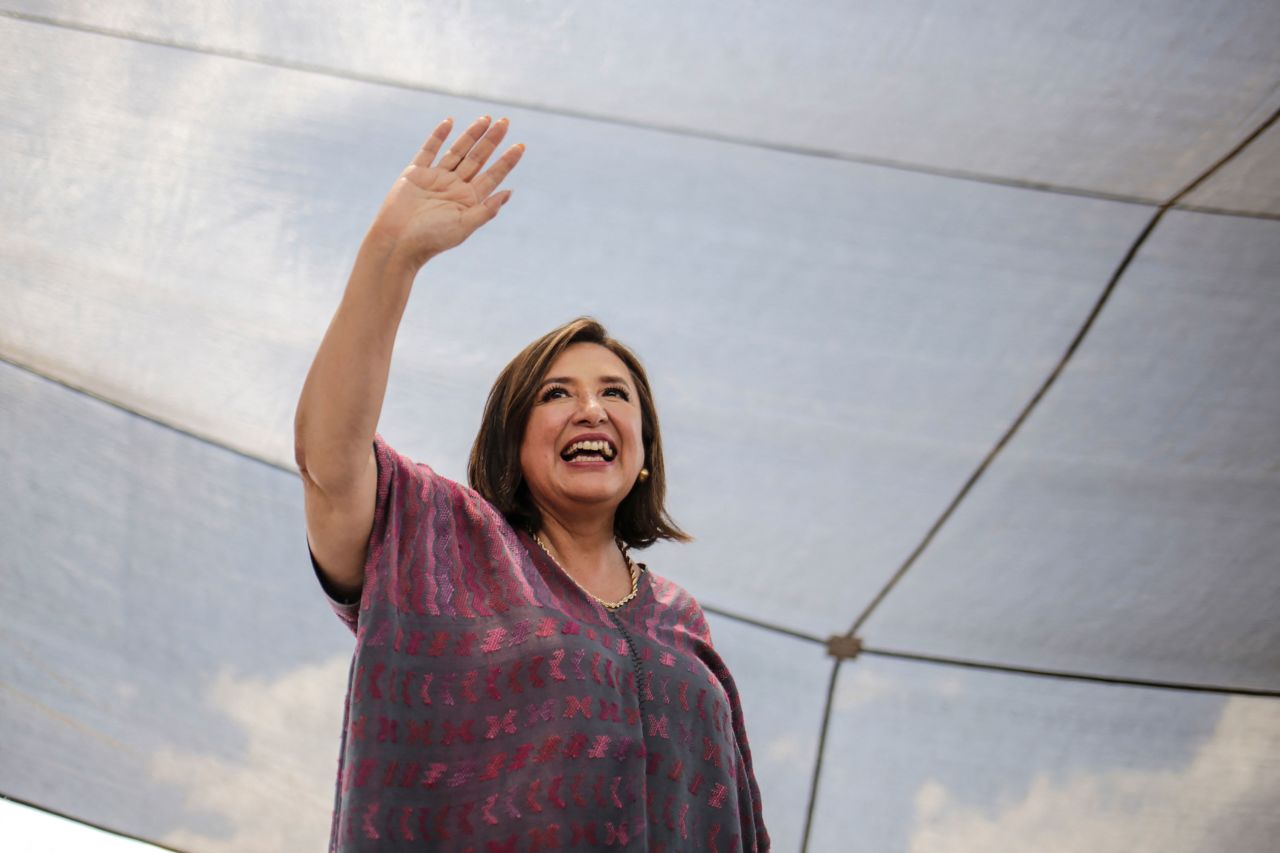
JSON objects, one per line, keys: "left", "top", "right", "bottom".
{"left": 575, "top": 393, "right": 607, "bottom": 424}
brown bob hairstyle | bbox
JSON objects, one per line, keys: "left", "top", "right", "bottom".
{"left": 468, "top": 317, "right": 690, "bottom": 549}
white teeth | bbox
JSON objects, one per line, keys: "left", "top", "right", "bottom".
{"left": 564, "top": 439, "right": 616, "bottom": 460}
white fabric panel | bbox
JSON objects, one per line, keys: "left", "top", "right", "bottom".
{"left": 863, "top": 211, "right": 1280, "bottom": 691}
{"left": 9, "top": 1, "right": 1280, "bottom": 202}
{"left": 704, "top": 615, "right": 830, "bottom": 853}
{"left": 0, "top": 361, "right": 349, "bottom": 852}
{"left": 0, "top": 17, "right": 1153, "bottom": 634}
{"left": 1182, "top": 120, "right": 1280, "bottom": 216}
{"left": 808, "top": 657, "right": 1280, "bottom": 853}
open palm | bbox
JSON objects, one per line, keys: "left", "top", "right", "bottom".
{"left": 371, "top": 116, "right": 524, "bottom": 269}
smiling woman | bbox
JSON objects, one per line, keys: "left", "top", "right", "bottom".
{"left": 473, "top": 324, "right": 690, "bottom": 610}
{"left": 471, "top": 320, "right": 688, "bottom": 544}
{"left": 293, "top": 117, "right": 769, "bottom": 851}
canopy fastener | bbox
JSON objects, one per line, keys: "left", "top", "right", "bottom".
{"left": 825, "top": 634, "right": 863, "bottom": 660}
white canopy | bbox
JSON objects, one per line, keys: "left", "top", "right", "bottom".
{"left": 3, "top": 3, "right": 1278, "bottom": 850}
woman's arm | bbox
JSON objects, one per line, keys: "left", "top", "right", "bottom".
{"left": 294, "top": 115, "right": 523, "bottom": 597}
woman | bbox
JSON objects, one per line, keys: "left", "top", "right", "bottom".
{"left": 295, "top": 116, "right": 769, "bottom": 851}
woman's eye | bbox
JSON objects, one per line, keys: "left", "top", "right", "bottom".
{"left": 604, "top": 387, "right": 631, "bottom": 401}
{"left": 539, "top": 386, "right": 569, "bottom": 402}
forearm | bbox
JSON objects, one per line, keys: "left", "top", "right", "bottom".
{"left": 294, "top": 231, "right": 422, "bottom": 497}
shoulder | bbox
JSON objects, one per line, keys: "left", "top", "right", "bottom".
{"left": 373, "top": 434, "right": 444, "bottom": 496}
{"left": 363, "top": 435, "right": 534, "bottom": 611}
{"left": 645, "top": 568, "right": 699, "bottom": 609}
{"left": 373, "top": 434, "right": 502, "bottom": 521}
{"left": 644, "top": 568, "right": 713, "bottom": 642}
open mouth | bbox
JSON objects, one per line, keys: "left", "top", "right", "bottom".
{"left": 560, "top": 438, "right": 617, "bottom": 463}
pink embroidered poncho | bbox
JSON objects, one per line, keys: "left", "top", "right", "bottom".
{"left": 313, "top": 436, "right": 770, "bottom": 851}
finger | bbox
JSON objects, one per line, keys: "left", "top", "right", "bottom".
{"left": 471, "top": 142, "right": 525, "bottom": 198}
{"left": 459, "top": 190, "right": 512, "bottom": 234}
{"left": 454, "top": 117, "right": 510, "bottom": 181}
{"left": 437, "top": 115, "right": 492, "bottom": 171}
{"left": 410, "top": 118, "right": 454, "bottom": 167}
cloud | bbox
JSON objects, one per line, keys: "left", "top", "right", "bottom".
{"left": 148, "top": 654, "right": 351, "bottom": 853}
{"left": 836, "top": 662, "right": 962, "bottom": 712}
{"left": 907, "top": 697, "right": 1280, "bottom": 853}
{"left": 765, "top": 730, "right": 817, "bottom": 766}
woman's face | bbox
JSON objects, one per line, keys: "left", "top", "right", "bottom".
{"left": 519, "top": 342, "right": 645, "bottom": 522}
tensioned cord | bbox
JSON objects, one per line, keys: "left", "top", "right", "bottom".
{"left": 2, "top": 7, "right": 1277, "bottom": 221}
{"left": 792, "top": 104, "right": 1280, "bottom": 852}
{"left": 8, "top": 352, "right": 1279, "bottom": 702}
{"left": 840, "top": 101, "right": 1280, "bottom": 640}
{"left": 11, "top": 350, "right": 1278, "bottom": 699}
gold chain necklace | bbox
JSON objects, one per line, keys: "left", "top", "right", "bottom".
{"left": 533, "top": 532, "right": 642, "bottom": 610}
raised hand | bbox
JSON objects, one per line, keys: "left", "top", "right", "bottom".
{"left": 368, "top": 116, "right": 524, "bottom": 270}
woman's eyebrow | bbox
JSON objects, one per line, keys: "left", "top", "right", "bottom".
{"left": 538, "top": 374, "right": 632, "bottom": 388}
